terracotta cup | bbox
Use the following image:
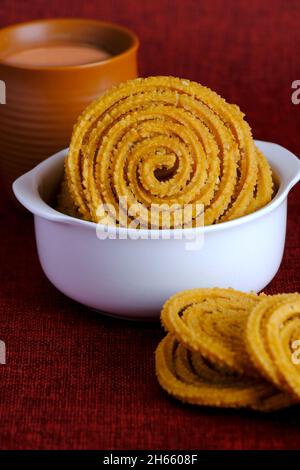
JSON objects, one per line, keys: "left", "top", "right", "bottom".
{"left": 0, "top": 18, "right": 139, "bottom": 199}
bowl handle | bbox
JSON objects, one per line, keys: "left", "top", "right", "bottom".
{"left": 283, "top": 148, "right": 300, "bottom": 193}
{"left": 12, "top": 168, "right": 67, "bottom": 223}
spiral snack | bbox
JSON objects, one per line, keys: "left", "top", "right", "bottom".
{"left": 244, "top": 149, "right": 274, "bottom": 215}
{"left": 56, "top": 177, "right": 80, "bottom": 219}
{"left": 155, "top": 334, "right": 290, "bottom": 410}
{"left": 251, "top": 390, "right": 298, "bottom": 412}
{"left": 188, "top": 347, "right": 295, "bottom": 412}
{"left": 246, "top": 294, "right": 300, "bottom": 398}
{"left": 160, "top": 288, "right": 262, "bottom": 375}
{"left": 63, "top": 76, "right": 273, "bottom": 228}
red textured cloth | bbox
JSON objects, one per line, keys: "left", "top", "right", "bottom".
{"left": 0, "top": 0, "right": 300, "bottom": 450}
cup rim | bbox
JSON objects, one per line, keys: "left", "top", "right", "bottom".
{"left": 0, "top": 17, "right": 139, "bottom": 71}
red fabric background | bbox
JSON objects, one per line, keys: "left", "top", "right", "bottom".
{"left": 0, "top": 0, "right": 300, "bottom": 450}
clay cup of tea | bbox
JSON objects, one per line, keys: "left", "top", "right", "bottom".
{"left": 0, "top": 18, "right": 139, "bottom": 199}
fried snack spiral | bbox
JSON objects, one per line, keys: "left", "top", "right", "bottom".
{"left": 155, "top": 334, "right": 291, "bottom": 410}
{"left": 63, "top": 76, "right": 273, "bottom": 228}
{"left": 189, "top": 347, "right": 295, "bottom": 412}
{"left": 161, "top": 288, "right": 262, "bottom": 375}
{"left": 56, "top": 177, "right": 81, "bottom": 219}
{"left": 246, "top": 294, "right": 300, "bottom": 398}
{"left": 244, "top": 149, "right": 274, "bottom": 215}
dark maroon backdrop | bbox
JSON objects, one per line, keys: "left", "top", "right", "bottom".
{"left": 0, "top": 0, "right": 300, "bottom": 450}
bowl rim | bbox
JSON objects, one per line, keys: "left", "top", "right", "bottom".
{"left": 13, "top": 140, "right": 300, "bottom": 237}
{"left": 0, "top": 18, "right": 139, "bottom": 71}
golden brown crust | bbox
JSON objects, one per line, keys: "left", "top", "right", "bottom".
{"left": 155, "top": 334, "right": 292, "bottom": 410}
{"left": 246, "top": 294, "right": 300, "bottom": 398}
{"left": 58, "top": 76, "right": 273, "bottom": 227}
{"left": 160, "top": 287, "right": 261, "bottom": 375}
{"left": 157, "top": 288, "right": 299, "bottom": 412}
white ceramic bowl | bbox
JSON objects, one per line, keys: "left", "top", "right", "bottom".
{"left": 13, "top": 140, "right": 300, "bottom": 320}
